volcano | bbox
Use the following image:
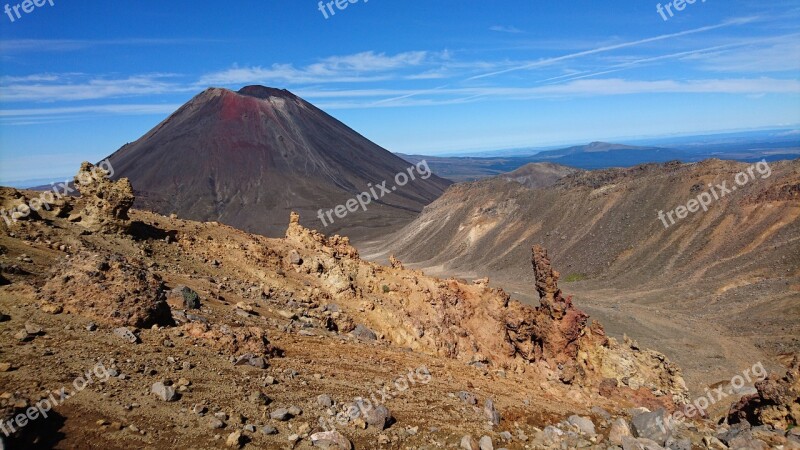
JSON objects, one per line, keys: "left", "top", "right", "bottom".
{"left": 105, "top": 86, "right": 451, "bottom": 239}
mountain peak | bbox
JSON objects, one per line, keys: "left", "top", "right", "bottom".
{"left": 104, "top": 86, "right": 450, "bottom": 238}
{"left": 586, "top": 141, "right": 614, "bottom": 149}
{"left": 237, "top": 85, "right": 298, "bottom": 101}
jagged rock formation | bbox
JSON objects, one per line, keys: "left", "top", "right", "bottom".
{"left": 389, "top": 254, "right": 404, "bottom": 270}
{"left": 72, "top": 161, "right": 134, "bottom": 234}
{"left": 285, "top": 211, "right": 359, "bottom": 260}
{"left": 528, "top": 245, "right": 593, "bottom": 363}
{"left": 285, "top": 211, "right": 361, "bottom": 298}
{"left": 279, "top": 214, "right": 689, "bottom": 405}
{"left": 728, "top": 357, "right": 800, "bottom": 429}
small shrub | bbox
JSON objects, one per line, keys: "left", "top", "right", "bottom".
{"left": 563, "top": 273, "right": 587, "bottom": 283}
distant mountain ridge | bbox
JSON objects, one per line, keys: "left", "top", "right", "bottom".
{"left": 397, "top": 141, "right": 686, "bottom": 182}
{"left": 399, "top": 139, "right": 798, "bottom": 182}
{"left": 535, "top": 141, "right": 658, "bottom": 156}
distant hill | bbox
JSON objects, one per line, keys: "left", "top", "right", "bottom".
{"left": 104, "top": 86, "right": 451, "bottom": 240}
{"left": 532, "top": 141, "right": 660, "bottom": 157}
{"left": 498, "top": 162, "right": 584, "bottom": 189}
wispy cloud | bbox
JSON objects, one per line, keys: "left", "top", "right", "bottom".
{"left": 688, "top": 37, "right": 800, "bottom": 73}
{"left": 0, "top": 38, "right": 224, "bottom": 54}
{"left": 306, "top": 78, "right": 800, "bottom": 108}
{"left": 540, "top": 43, "right": 748, "bottom": 84}
{"left": 5, "top": 77, "right": 795, "bottom": 118}
{"left": 0, "top": 103, "right": 182, "bottom": 117}
{"left": 489, "top": 25, "right": 524, "bottom": 34}
{"left": 0, "top": 73, "right": 191, "bottom": 102}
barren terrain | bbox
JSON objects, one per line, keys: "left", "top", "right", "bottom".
{"left": 370, "top": 159, "right": 800, "bottom": 393}
{"left": 0, "top": 164, "right": 797, "bottom": 449}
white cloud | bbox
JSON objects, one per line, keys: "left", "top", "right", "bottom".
{"left": 198, "top": 51, "right": 433, "bottom": 86}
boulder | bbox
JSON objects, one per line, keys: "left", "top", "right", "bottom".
{"left": 631, "top": 409, "right": 671, "bottom": 445}
{"left": 568, "top": 415, "right": 596, "bottom": 435}
{"left": 173, "top": 286, "right": 200, "bottom": 309}
{"left": 457, "top": 391, "right": 477, "bottom": 405}
{"left": 317, "top": 394, "right": 333, "bottom": 408}
{"left": 270, "top": 408, "right": 292, "bottom": 421}
{"left": 460, "top": 435, "right": 478, "bottom": 450}
{"left": 310, "top": 430, "right": 352, "bottom": 449}
{"left": 367, "top": 406, "right": 392, "bottom": 429}
{"left": 484, "top": 398, "right": 501, "bottom": 426}
{"left": 351, "top": 324, "right": 377, "bottom": 341}
{"left": 151, "top": 382, "right": 178, "bottom": 402}
{"left": 113, "top": 327, "right": 140, "bottom": 344}
{"left": 609, "top": 418, "right": 633, "bottom": 445}
{"left": 40, "top": 253, "right": 173, "bottom": 328}
{"left": 225, "top": 431, "right": 242, "bottom": 448}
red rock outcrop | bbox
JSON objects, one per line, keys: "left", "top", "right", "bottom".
{"left": 528, "top": 245, "right": 601, "bottom": 372}
{"left": 728, "top": 357, "right": 800, "bottom": 429}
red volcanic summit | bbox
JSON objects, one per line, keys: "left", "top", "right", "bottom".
{"left": 105, "top": 86, "right": 451, "bottom": 239}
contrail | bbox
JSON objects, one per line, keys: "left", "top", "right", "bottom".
{"left": 467, "top": 16, "right": 758, "bottom": 81}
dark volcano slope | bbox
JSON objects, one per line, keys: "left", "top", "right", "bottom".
{"left": 106, "top": 86, "right": 451, "bottom": 239}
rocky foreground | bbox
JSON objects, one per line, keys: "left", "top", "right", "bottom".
{"left": 0, "top": 164, "right": 798, "bottom": 449}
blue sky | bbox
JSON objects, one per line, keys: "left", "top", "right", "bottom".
{"left": 0, "top": 0, "right": 799, "bottom": 184}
